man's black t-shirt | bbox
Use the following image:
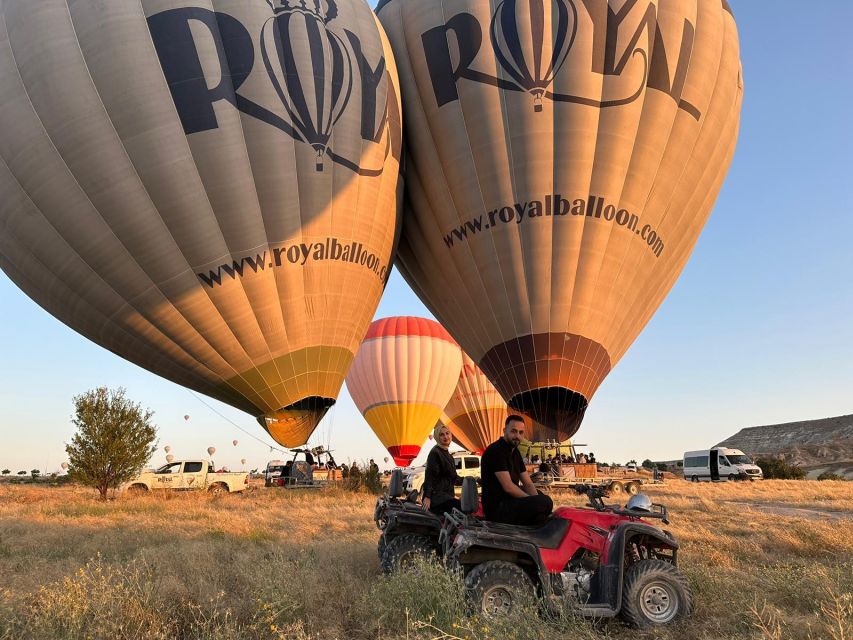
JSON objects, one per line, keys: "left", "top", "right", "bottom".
{"left": 480, "top": 438, "right": 526, "bottom": 518}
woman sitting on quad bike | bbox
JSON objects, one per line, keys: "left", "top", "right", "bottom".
{"left": 421, "top": 425, "right": 462, "bottom": 516}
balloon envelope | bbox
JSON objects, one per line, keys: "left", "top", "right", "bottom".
{"left": 241, "top": 458, "right": 247, "bottom": 465}
{"left": 164, "top": 446, "right": 171, "bottom": 454}
{"left": 377, "top": 0, "right": 742, "bottom": 441}
{"left": 166, "top": 454, "right": 175, "bottom": 463}
{"left": 346, "top": 317, "right": 463, "bottom": 466}
{"left": 0, "top": 0, "right": 402, "bottom": 449}
{"left": 232, "top": 440, "right": 239, "bottom": 447}
{"left": 60, "top": 462, "right": 69, "bottom": 470}
{"left": 207, "top": 447, "right": 216, "bottom": 457}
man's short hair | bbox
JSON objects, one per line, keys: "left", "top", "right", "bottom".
{"left": 505, "top": 414, "right": 526, "bottom": 428}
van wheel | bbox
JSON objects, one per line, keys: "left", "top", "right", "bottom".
{"left": 381, "top": 534, "right": 435, "bottom": 574}
{"left": 620, "top": 559, "right": 693, "bottom": 628}
{"left": 728, "top": 474, "right": 735, "bottom": 481}
{"left": 466, "top": 561, "right": 534, "bottom": 618}
{"left": 691, "top": 475, "right": 698, "bottom": 483}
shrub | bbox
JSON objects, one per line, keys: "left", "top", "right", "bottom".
{"left": 755, "top": 456, "right": 806, "bottom": 480}
{"left": 642, "top": 459, "right": 654, "bottom": 469}
{"left": 817, "top": 471, "right": 845, "bottom": 481}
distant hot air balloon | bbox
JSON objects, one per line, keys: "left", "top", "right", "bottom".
{"left": 164, "top": 446, "right": 172, "bottom": 454}
{"left": 0, "top": 0, "right": 403, "bottom": 451}
{"left": 377, "top": 0, "right": 742, "bottom": 442}
{"left": 346, "top": 317, "right": 463, "bottom": 466}
{"left": 61, "top": 462, "right": 69, "bottom": 470}
{"left": 241, "top": 458, "right": 247, "bottom": 465}
{"left": 166, "top": 454, "right": 175, "bottom": 463}
{"left": 441, "top": 349, "right": 518, "bottom": 453}
{"left": 207, "top": 447, "right": 216, "bottom": 457}
{"left": 383, "top": 456, "right": 390, "bottom": 464}
{"left": 232, "top": 440, "right": 239, "bottom": 447}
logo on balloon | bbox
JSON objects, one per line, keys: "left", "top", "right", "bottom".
{"left": 147, "top": 1, "right": 401, "bottom": 176}
{"left": 261, "top": 0, "right": 352, "bottom": 171}
{"left": 489, "top": 0, "right": 577, "bottom": 112}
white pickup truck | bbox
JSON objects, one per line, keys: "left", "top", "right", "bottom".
{"left": 124, "top": 460, "right": 249, "bottom": 494}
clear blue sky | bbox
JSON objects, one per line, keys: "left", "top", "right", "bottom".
{"left": 1, "top": 1, "right": 851, "bottom": 474}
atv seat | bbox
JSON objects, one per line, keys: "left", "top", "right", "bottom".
{"left": 483, "top": 516, "right": 570, "bottom": 549}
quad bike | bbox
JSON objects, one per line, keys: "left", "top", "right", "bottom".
{"left": 440, "top": 479, "right": 693, "bottom": 629}
{"left": 373, "top": 470, "right": 444, "bottom": 573}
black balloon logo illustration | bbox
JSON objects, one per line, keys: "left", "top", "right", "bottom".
{"left": 490, "top": 0, "right": 577, "bottom": 112}
{"left": 262, "top": 0, "right": 353, "bottom": 170}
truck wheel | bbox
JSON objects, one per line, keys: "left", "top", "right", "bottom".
{"left": 626, "top": 481, "right": 640, "bottom": 496}
{"left": 127, "top": 484, "right": 148, "bottom": 495}
{"left": 208, "top": 483, "right": 227, "bottom": 495}
{"left": 609, "top": 481, "right": 624, "bottom": 496}
{"left": 620, "top": 559, "right": 693, "bottom": 628}
{"left": 381, "top": 534, "right": 436, "bottom": 574}
{"left": 466, "top": 561, "right": 534, "bottom": 618}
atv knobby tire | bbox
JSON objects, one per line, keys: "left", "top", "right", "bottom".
{"left": 380, "top": 534, "right": 435, "bottom": 574}
{"left": 465, "top": 561, "right": 534, "bottom": 618}
{"left": 377, "top": 534, "right": 387, "bottom": 561}
{"left": 620, "top": 559, "right": 693, "bottom": 628}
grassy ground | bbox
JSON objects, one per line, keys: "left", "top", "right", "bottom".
{"left": 0, "top": 481, "right": 850, "bottom": 640}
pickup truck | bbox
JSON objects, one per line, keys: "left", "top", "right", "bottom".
{"left": 124, "top": 460, "right": 249, "bottom": 494}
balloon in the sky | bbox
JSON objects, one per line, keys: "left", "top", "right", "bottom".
{"left": 441, "top": 349, "right": 517, "bottom": 454}
{"left": 60, "top": 462, "right": 69, "bottom": 470}
{"left": 346, "top": 317, "right": 463, "bottom": 466}
{"left": 232, "top": 440, "right": 239, "bottom": 447}
{"left": 377, "top": 0, "right": 742, "bottom": 441}
{"left": 166, "top": 454, "right": 175, "bottom": 463}
{"left": 207, "top": 447, "right": 216, "bottom": 457}
{"left": 0, "top": 0, "right": 403, "bottom": 449}
{"left": 164, "top": 446, "right": 172, "bottom": 454}
{"left": 241, "top": 458, "right": 247, "bottom": 465}
{"left": 383, "top": 457, "right": 390, "bottom": 464}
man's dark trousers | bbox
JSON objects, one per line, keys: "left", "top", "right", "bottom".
{"left": 491, "top": 492, "right": 554, "bottom": 525}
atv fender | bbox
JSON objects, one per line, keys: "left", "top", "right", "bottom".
{"left": 450, "top": 532, "right": 550, "bottom": 595}
{"left": 591, "top": 522, "right": 680, "bottom": 612}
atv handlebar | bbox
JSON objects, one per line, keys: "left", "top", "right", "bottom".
{"left": 573, "top": 484, "right": 670, "bottom": 525}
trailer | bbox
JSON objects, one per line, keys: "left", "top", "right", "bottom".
{"left": 527, "top": 462, "right": 664, "bottom": 495}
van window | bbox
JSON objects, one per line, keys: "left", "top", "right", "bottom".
{"left": 465, "top": 457, "right": 480, "bottom": 469}
{"left": 455, "top": 458, "right": 463, "bottom": 470}
{"left": 684, "top": 456, "right": 709, "bottom": 468}
{"left": 184, "top": 462, "right": 203, "bottom": 473}
{"left": 719, "top": 456, "right": 729, "bottom": 467}
{"left": 727, "top": 454, "right": 753, "bottom": 465}
{"left": 156, "top": 462, "right": 181, "bottom": 474}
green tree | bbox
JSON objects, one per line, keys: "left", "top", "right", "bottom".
{"left": 755, "top": 457, "right": 806, "bottom": 480}
{"left": 16, "top": 471, "right": 26, "bottom": 476}
{"left": 1, "top": 469, "right": 9, "bottom": 476}
{"left": 65, "top": 387, "right": 158, "bottom": 500}
{"left": 641, "top": 459, "right": 654, "bottom": 469}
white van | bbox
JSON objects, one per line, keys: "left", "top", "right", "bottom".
{"left": 682, "top": 447, "right": 763, "bottom": 482}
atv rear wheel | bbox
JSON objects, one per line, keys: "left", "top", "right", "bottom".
{"left": 380, "top": 534, "right": 435, "bottom": 574}
{"left": 465, "top": 561, "right": 534, "bottom": 618}
{"left": 377, "top": 534, "right": 387, "bottom": 561}
{"left": 620, "top": 559, "right": 693, "bottom": 628}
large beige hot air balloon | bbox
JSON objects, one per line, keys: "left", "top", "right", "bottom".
{"left": 0, "top": 0, "right": 402, "bottom": 449}
{"left": 377, "top": 0, "right": 742, "bottom": 441}
{"left": 346, "top": 317, "right": 462, "bottom": 466}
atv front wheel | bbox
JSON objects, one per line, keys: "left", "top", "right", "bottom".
{"left": 377, "top": 534, "right": 387, "bottom": 561}
{"left": 465, "top": 561, "right": 534, "bottom": 618}
{"left": 380, "top": 534, "right": 435, "bottom": 574}
{"left": 620, "top": 559, "right": 693, "bottom": 628}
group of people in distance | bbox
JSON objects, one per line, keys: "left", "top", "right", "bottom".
{"left": 530, "top": 451, "right": 595, "bottom": 465}
{"left": 421, "top": 416, "right": 553, "bottom": 526}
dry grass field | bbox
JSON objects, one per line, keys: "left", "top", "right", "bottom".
{"left": 0, "top": 480, "right": 850, "bottom": 640}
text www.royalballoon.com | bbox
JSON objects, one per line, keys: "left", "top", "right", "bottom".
{"left": 442, "top": 194, "right": 665, "bottom": 258}
{"left": 197, "top": 238, "right": 389, "bottom": 288}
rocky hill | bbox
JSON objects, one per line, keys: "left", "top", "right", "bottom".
{"left": 716, "top": 414, "right": 853, "bottom": 479}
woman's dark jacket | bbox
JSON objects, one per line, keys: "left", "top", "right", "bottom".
{"left": 422, "top": 446, "right": 462, "bottom": 505}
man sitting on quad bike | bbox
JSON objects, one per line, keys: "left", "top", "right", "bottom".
{"left": 481, "top": 415, "right": 553, "bottom": 525}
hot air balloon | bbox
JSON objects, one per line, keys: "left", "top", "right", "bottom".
{"left": 60, "top": 462, "right": 69, "bottom": 470}
{"left": 232, "top": 440, "right": 239, "bottom": 447}
{"left": 166, "top": 454, "right": 175, "bottom": 463}
{"left": 207, "top": 447, "right": 216, "bottom": 457}
{"left": 441, "top": 349, "right": 518, "bottom": 454}
{"left": 0, "top": 0, "right": 403, "bottom": 450}
{"left": 346, "top": 317, "right": 463, "bottom": 466}
{"left": 164, "top": 445, "right": 172, "bottom": 454}
{"left": 383, "top": 456, "right": 390, "bottom": 464}
{"left": 241, "top": 458, "right": 247, "bottom": 465}
{"left": 377, "top": 0, "right": 742, "bottom": 441}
